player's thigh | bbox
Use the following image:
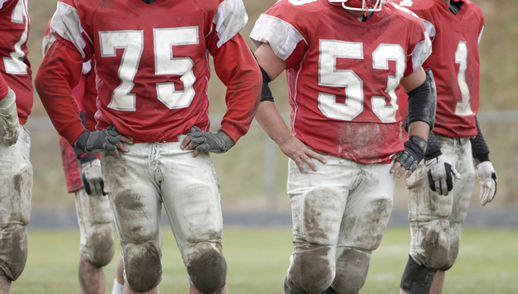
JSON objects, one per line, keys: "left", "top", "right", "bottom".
{"left": 75, "top": 188, "right": 114, "bottom": 265}
{"left": 406, "top": 161, "right": 453, "bottom": 224}
{"left": 0, "top": 126, "right": 32, "bottom": 280}
{"left": 437, "top": 136, "right": 476, "bottom": 223}
{"left": 287, "top": 156, "right": 352, "bottom": 246}
{"left": 160, "top": 148, "right": 223, "bottom": 250}
{"left": 0, "top": 125, "right": 32, "bottom": 225}
{"left": 338, "top": 162, "right": 394, "bottom": 250}
{"left": 102, "top": 148, "right": 162, "bottom": 244}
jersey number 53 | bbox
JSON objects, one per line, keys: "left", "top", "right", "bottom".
{"left": 318, "top": 40, "right": 405, "bottom": 123}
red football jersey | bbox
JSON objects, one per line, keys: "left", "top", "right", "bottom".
{"left": 44, "top": 20, "right": 101, "bottom": 193}
{"left": 391, "top": 0, "right": 484, "bottom": 137}
{"left": 39, "top": 0, "right": 260, "bottom": 144}
{"left": 251, "top": 0, "right": 431, "bottom": 164}
{"left": 0, "top": 0, "right": 33, "bottom": 124}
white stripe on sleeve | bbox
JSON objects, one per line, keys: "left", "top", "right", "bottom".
{"left": 411, "top": 23, "right": 432, "bottom": 71}
{"left": 50, "top": 2, "right": 89, "bottom": 59}
{"left": 478, "top": 26, "right": 484, "bottom": 45}
{"left": 213, "top": 0, "right": 248, "bottom": 48}
{"left": 250, "top": 14, "right": 306, "bottom": 61}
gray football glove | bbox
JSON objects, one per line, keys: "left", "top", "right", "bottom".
{"left": 187, "top": 126, "right": 234, "bottom": 153}
{"left": 81, "top": 158, "right": 105, "bottom": 196}
{"left": 396, "top": 136, "right": 427, "bottom": 172}
{"left": 426, "top": 154, "right": 461, "bottom": 196}
{"left": 476, "top": 161, "right": 497, "bottom": 206}
{"left": 0, "top": 88, "right": 19, "bottom": 146}
{"left": 75, "top": 125, "right": 122, "bottom": 154}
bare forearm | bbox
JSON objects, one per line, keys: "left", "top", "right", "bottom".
{"left": 408, "top": 121, "right": 430, "bottom": 141}
{"left": 255, "top": 101, "right": 291, "bottom": 146}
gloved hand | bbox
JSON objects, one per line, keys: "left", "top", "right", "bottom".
{"left": 396, "top": 136, "right": 427, "bottom": 173}
{"left": 426, "top": 154, "right": 460, "bottom": 196}
{"left": 0, "top": 88, "right": 19, "bottom": 146}
{"left": 81, "top": 158, "right": 105, "bottom": 196}
{"left": 75, "top": 125, "right": 121, "bottom": 153}
{"left": 476, "top": 161, "right": 497, "bottom": 206}
{"left": 187, "top": 126, "right": 235, "bottom": 153}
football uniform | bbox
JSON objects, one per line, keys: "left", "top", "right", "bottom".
{"left": 395, "top": 0, "right": 484, "bottom": 278}
{"left": 36, "top": 0, "right": 261, "bottom": 292}
{"left": 43, "top": 22, "right": 115, "bottom": 268}
{"left": 251, "top": 1, "right": 431, "bottom": 293}
{"left": 391, "top": 0, "right": 483, "bottom": 272}
{"left": 0, "top": 0, "right": 33, "bottom": 282}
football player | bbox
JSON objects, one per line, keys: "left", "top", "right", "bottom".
{"left": 250, "top": 0, "right": 434, "bottom": 293}
{"left": 388, "top": 0, "right": 497, "bottom": 293}
{"left": 0, "top": 0, "right": 33, "bottom": 293}
{"left": 42, "top": 20, "right": 118, "bottom": 294}
{"left": 35, "top": 0, "right": 261, "bottom": 293}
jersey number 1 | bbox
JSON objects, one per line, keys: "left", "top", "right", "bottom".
{"left": 99, "top": 27, "right": 198, "bottom": 111}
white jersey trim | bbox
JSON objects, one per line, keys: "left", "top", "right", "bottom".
{"left": 213, "top": 0, "right": 248, "bottom": 48}
{"left": 478, "top": 26, "right": 484, "bottom": 45}
{"left": 50, "top": 2, "right": 90, "bottom": 59}
{"left": 0, "top": 0, "right": 8, "bottom": 10}
{"left": 250, "top": 14, "right": 307, "bottom": 61}
{"left": 410, "top": 27, "right": 432, "bottom": 71}
{"left": 42, "top": 35, "right": 56, "bottom": 57}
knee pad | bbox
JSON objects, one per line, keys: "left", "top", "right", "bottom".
{"left": 400, "top": 255, "right": 436, "bottom": 294}
{"left": 283, "top": 277, "right": 308, "bottom": 294}
{"left": 332, "top": 248, "right": 370, "bottom": 294}
{"left": 82, "top": 223, "right": 115, "bottom": 267}
{"left": 187, "top": 243, "right": 227, "bottom": 294}
{"left": 410, "top": 219, "right": 450, "bottom": 269}
{"left": 0, "top": 226, "right": 28, "bottom": 281}
{"left": 124, "top": 242, "right": 162, "bottom": 292}
{"left": 289, "top": 246, "right": 334, "bottom": 293}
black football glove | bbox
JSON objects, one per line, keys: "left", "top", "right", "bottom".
{"left": 187, "top": 126, "right": 235, "bottom": 153}
{"left": 396, "top": 136, "right": 427, "bottom": 172}
{"left": 75, "top": 125, "right": 121, "bottom": 154}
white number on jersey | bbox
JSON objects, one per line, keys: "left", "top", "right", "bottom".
{"left": 3, "top": 0, "right": 29, "bottom": 75}
{"left": 318, "top": 40, "right": 405, "bottom": 122}
{"left": 155, "top": 27, "right": 197, "bottom": 109}
{"left": 399, "top": 0, "right": 414, "bottom": 7}
{"left": 99, "top": 27, "right": 199, "bottom": 111}
{"left": 288, "top": 0, "right": 317, "bottom": 6}
{"left": 454, "top": 41, "right": 475, "bottom": 116}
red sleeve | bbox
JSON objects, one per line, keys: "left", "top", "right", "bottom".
{"left": 210, "top": 34, "right": 261, "bottom": 144}
{"left": 82, "top": 59, "right": 98, "bottom": 132}
{"left": 0, "top": 73, "right": 7, "bottom": 99}
{"left": 35, "top": 38, "right": 86, "bottom": 145}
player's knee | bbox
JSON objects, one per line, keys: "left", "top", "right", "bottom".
{"left": 187, "top": 243, "right": 227, "bottom": 294}
{"left": 124, "top": 242, "right": 162, "bottom": 292}
{"left": 412, "top": 220, "right": 450, "bottom": 269}
{"left": 289, "top": 246, "right": 334, "bottom": 293}
{"left": 400, "top": 255, "right": 436, "bottom": 294}
{"left": 332, "top": 248, "right": 370, "bottom": 294}
{"left": 82, "top": 224, "right": 115, "bottom": 267}
{"left": 0, "top": 226, "right": 28, "bottom": 281}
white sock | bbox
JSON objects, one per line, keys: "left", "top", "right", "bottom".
{"left": 111, "top": 278, "right": 124, "bottom": 294}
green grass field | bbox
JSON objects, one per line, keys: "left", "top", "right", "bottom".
{"left": 12, "top": 227, "right": 518, "bottom": 294}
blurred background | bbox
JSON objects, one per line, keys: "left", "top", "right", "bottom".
{"left": 24, "top": 0, "right": 518, "bottom": 226}
{"left": 9, "top": 0, "right": 518, "bottom": 293}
